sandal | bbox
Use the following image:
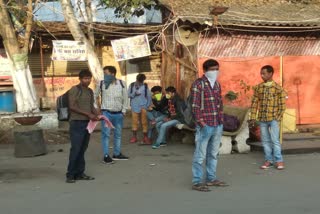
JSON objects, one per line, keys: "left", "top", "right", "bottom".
{"left": 192, "top": 183, "right": 211, "bottom": 192}
{"left": 206, "top": 180, "right": 228, "bottom": 187}
{"left": 76, "top": 174, "right": 95, "bottom": 180}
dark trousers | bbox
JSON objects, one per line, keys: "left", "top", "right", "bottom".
{"left": 66, "top": 120, "right": 90, "bottom": 178}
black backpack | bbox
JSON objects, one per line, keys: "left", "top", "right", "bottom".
{"left": 56, "top": 85, "right": 82, "bottom": 121}
{"left": 181, "top": 81, "right": 205, "bottom": 128}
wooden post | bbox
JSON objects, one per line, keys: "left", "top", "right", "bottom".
{"left": 280, "top": 56, "right": 283, "bottom": 144}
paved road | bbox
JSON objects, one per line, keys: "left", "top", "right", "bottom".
{"left": 1, "top": 130, "right": 320, "bottom": 214}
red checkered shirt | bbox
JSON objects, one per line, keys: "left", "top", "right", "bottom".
{"left": 191, "top": 75, "right": 223, "bottom": 127}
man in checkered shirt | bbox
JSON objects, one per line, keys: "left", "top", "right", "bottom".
{"left": 249, "top": 65, "right": 286, "bottom": 170}
{"left": 191, "top": 59, "right": 228, "bottom": 192}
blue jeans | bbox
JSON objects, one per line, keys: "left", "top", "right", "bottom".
{"left": 154, "top": 119, "right": 180, "bottom": 146}
{"left": 101, "top": 111, "right": 124, "bottom": 156}
{"left": 67, "top": 120, "right": 90, "bottom": 178}
{"left": 259, "top": 120, "right": 283, "bottom": 163}
{"left": 192, "top": 124, "right": 223, "bottom": 184}
{"left": 147, "top": 110, "right": 167, "bottom": 138}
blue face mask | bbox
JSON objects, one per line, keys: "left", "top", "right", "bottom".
{"left": 104, "top": 74, "right": 115, "bottom": 89}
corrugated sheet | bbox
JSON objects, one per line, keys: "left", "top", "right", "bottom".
{"left": 198, "top": 35, "right": 320, "bottom": 57}
{"left": 160, "top": 0, "right": 320, "bottom": 27}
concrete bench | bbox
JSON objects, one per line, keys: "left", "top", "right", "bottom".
{"left": 175, "top": 105, "right": 250, "bottom": 154}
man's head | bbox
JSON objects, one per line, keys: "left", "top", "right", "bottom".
{"left": 260, "top": 65, "right": 274, "bottom": 82}
{"left": 165, "top": 86, "right": 176, "bottom": 99}
{"left": 79, "top": 69, "right": 92, "bottom": 87}
{"left": 203, "top": 59, "right": 219, "bottom": 72}
{"left": 151, "top": 86, "right": 162, "bottom": 94}
{"left": 103, "top": 66, "right": 117, "bottom": 76}
{"left": 151, "top": 86, "right": 163, "bottom": 101}
{"left": 136, "top": 73, "right": 146, "bottom": 83}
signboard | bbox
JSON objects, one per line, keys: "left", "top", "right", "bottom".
{"left": 52, "top": 40, "right": 87, "bottom": 61}
{"left": 0, "top": 49, "right": 12, "bottom": 78}
{"left": 111, "top": 34, "right": 151, "bottom": 61}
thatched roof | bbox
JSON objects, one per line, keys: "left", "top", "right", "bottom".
{"left": 160, "top": 0, "right": 320, "bottom": 27}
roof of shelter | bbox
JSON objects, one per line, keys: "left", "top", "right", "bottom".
{"left": 32, "top": 22, "right": 163, "bottom": 44}
{"left": 159, "top": 0, "right": 320, "bottom": 27}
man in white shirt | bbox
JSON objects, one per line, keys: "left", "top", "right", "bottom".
{"left": 94, "top": 66, "right": 129, "bottom": 164}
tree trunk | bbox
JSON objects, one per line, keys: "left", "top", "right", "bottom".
{"left": 61, "top": 0, "right": 103, "bottom": 81}
{"left": 0, "top": 0, "right": 39, "bottom": 113}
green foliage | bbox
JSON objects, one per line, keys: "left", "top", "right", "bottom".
{"left": 225, "top": 91, "right": 239, "bottom": 101}
{"left": 99, "top": 0, "right": 160, "bottom": 21}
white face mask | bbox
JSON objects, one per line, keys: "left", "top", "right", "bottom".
{"left": 205, "top": 70, "right": 219, "bottom": 87}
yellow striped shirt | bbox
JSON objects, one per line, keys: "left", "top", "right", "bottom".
{"left": 249, "top": 81, "right": 286, "bottom": 122}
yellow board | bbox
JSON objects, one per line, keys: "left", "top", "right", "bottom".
{"left": 283, "top": 109, "right": 297, "bottom": 133}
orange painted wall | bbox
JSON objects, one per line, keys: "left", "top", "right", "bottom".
{"left": 283, "top": 56, "right": 320, "bottom": 124}
{"left": 198, "top": 56, "right": 320, "bottom": 124}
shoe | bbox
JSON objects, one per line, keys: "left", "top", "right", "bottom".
{"left": 160, "top": 143, "right": 167, "bottom": 147}
{"left": 260, "top": 161, "right": 273, "bottom": 169}
{"left": 142, "top": 136, "right": 151, "bottom": 145}
{"left": 130, "top": 136, "right": 138, "bottom": 144}
{"left": 152, "top": 144, "right": 160, "bottom": 149}
{"left": 66, "top": 176, "right": 76, "bottom": 183}
{"left": 75, "top": 173, "right": 95, "bottom": 180}
{"left": 275, "top": 162, "right": 285, "bottom": 170}
{"left": 102, "top": 155, "right": 114, "bottom": 164}
{"left": 113, "top": 153, "right": 129, "bottom": 160}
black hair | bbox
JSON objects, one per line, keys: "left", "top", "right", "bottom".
{"left": 79, "top": 69, "right": 92, "bottom": 79}
{"left": 103, "top": 66, "right": 117, "bottom": 75}
{"left": 165, "top": 86, "right": 176, "bottom": 93}
{"left": 261, "top": 65, "right": 274, "bottom": 74}
{"left": 151, "top": 86, "right": 162, "bottom": 93}
{"left": 203, "top": 59, "right": 219, "bottom": 71}
{"left": 136, "top": 73, "right": 146, "bottom": 82}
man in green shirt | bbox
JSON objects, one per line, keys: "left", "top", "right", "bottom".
{"left": 66, "top": 69, "right": 99, "bottom": 183}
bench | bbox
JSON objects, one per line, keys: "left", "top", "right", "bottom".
{"left": 175, "top": 105, "right": 250, "bottom": 154}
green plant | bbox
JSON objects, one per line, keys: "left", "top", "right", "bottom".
{"left": 224, "top": 91, "right": 239, "bottom": 102}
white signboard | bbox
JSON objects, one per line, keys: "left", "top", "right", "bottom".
{"left": 111, "top": 34, "right": 151, "bottom": 61}
{"left": 52, "top": 40, "right": 87, "bottom": 61}
{"left": 0, "top": 49, "right": 12, "bottom": 78}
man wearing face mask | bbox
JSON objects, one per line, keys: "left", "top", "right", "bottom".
{"left": 147, "top": 86, "right": 169, "bottom": 140}
{"left": 94, "top": 66, "right": 129, "bottom": 164}
{"left": 191, "top": 59, "right": 227, "bottom": 192}
{"left": 148, "top": 86, "right": 168, "bottom": 124}
{"left": 152, "top": 86, "right": 186, "bottom": 149}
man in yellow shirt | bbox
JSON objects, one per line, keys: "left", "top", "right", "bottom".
{"left": 249, "top": 65, "right": 286, "bottom": 170}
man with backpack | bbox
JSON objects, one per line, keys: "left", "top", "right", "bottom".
{"left": 94, "top": 66, "right": 129, "bottom": 164}
{"left": 191, "top": 59, "right": 228, "bottom": 192}
{"left": 128, "top": 73, "right": 152, "bottom": 145}
{"left": 66, "top": 69, "right": 99, "bottom": 183}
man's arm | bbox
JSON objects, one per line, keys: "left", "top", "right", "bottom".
{"left": 121, "top": 80, "right": 129, "bottom": 114}
{"left": 276, "top": 88, "right": 287, "bottom": 121}
{"left": 191, "top": 81, "right": 205, "bottom": 127}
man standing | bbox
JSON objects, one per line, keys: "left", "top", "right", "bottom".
{"left": 191, "top": 59, "right": 228, "bottom": 192}
{"left": 249, "top": 65, "right": 286, "bottom": 170}
{"left": 94, "top": 66, "right": 129, "bottom": 164}
{"left": 128, "top": 74, "right": 152, "bottom": 144}
{"left": 66, "top": 69, "right": 99, "bottom": 183}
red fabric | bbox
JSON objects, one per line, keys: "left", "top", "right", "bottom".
{"left": 87, "top": 115, "right": 114, "bottom": 134}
